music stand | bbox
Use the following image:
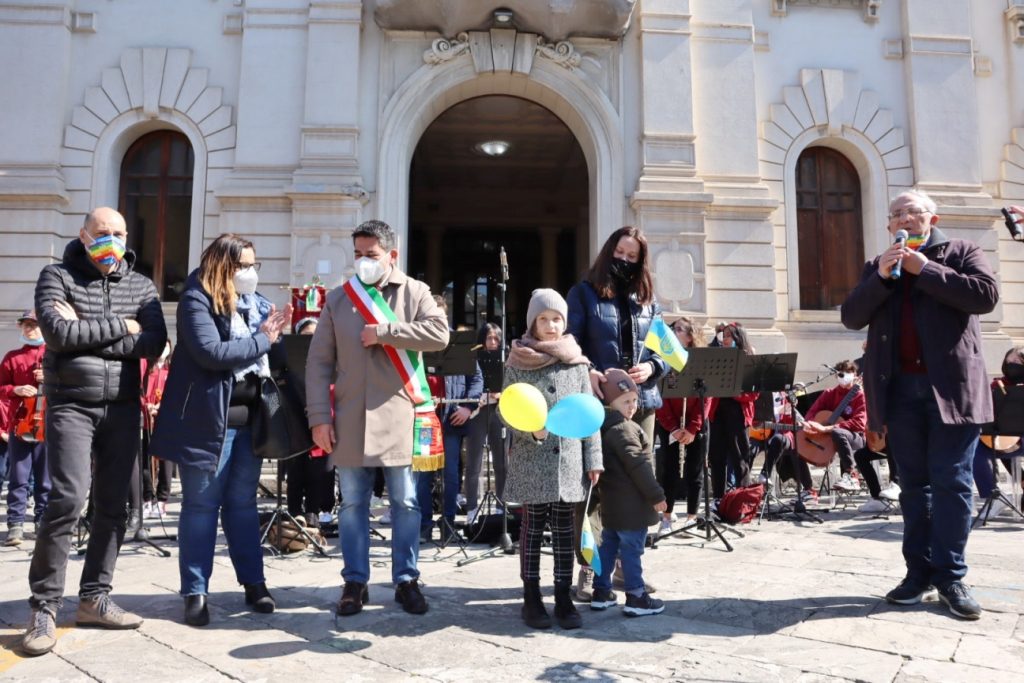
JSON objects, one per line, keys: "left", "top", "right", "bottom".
{"left": 423, "top": 331, "right": 480, "bottom": 558}
{"left": 974, "top": 384, "right": 1024, "bottom": 527}
{"left": 653, "top": 347, "right": 746, "bottom": 552}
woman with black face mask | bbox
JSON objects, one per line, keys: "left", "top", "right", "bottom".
{"left": 972, "top": 346, "right": 1024, "bottom": 520}
{"left": 565, "top": 225, "right": 669, "bottom": 600}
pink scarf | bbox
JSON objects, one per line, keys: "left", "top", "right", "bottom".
{"left": 506, "top": 333, "right": 590, "bottom": 371}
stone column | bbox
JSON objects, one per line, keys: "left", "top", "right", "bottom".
{"left": 0, "top": 3, "right": 72, "bottom": 335}
{"left": 902, "top": 0, "right": 1005, "bottom": 352}
{"left": 630, "top": 0, "right": 715, "bottom": 323}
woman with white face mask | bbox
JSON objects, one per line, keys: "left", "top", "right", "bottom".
{"left": 150, "top": 234, "right": 292, "bottom": 627}
{"left": 800, "top": 359, "right": 868, "bottom": 493}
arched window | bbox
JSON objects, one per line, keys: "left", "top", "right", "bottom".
{"left": 119, "top": 130, "right": 194, "bottom": 301}
{"left": 795, "top": 146, "right": 864, "bottom": 310}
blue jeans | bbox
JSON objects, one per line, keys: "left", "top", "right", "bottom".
{"left": 442, "top": 430, "right": 467, "bottom": 520}
{"left": 178, "top": 427, "right": 265, "bottom": 596}
{"left": 416, "top": 470, "right": 435, "bottom": 532}
{"left": 6, "top": 437, "right": 49, "bottom": 526}
{"left": 338, "top": 465, "right": 420, "bottom": 584}
{"left": 886, "top": 374, "right": 979, "bottom": 587}
{"left": 973, "top": 440, "right": 1023, "bottom": 498}
{"left": 593, "top": 527, "right": 647, "bottom": 593}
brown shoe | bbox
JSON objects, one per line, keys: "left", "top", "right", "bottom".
{"left": 336, "top": 582, "right": 369, "bottom": 616}
{"left": 75, "top": 595, "right": 143, "bottom": 629}
{"left": 21, "top": 607, "right": 57, "bottom": 656}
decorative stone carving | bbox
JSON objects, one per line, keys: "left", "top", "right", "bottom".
{"left": 535, "top": 37, "right": 582, "bottom": 70}
{"left": 423, "top": 32, "right": 470, "bottom": 64}
{"left": 1008, "top": 4, "right": 1024, "bottom": 45}
{"left": 341, "top": 183, "right": 370, "bottom": 203}
{"left": 771, "top": 0, "right": 881, "bottom": 23}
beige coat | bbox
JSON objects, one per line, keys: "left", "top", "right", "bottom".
{"left": 305, "top": 268, "right": 449, "bottom": 468}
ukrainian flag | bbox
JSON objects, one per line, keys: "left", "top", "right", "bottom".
{"left": 580, "top": 483, "right": 601, "bottom": 575}
{"left": 644, "top": 317, "right": 689, "bottom": 372}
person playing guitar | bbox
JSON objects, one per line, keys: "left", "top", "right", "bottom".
{"left": 972, "top": 346, "right": 1024, "bottom": 519}
{"left": 798, "top": 360, "right": 867, "bottom": 492}
{"left": 756, "top": 392, "right": 816, "bottom": 503}
{"left": 0, "top": 309, "right": 50, "bottom": 546}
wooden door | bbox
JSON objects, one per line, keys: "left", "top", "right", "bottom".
{"left": 795, "top": 147, "right": 864, "bottom": 310}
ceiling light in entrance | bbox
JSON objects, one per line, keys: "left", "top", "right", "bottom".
{"left": 493, "top": 8, "right": 514, "bottom": 25}
{"left": 475, "top": 140, "right": 511, "bottom": 157}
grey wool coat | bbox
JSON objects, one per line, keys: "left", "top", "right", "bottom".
{"left": 502, "top": 361, "right": 603, "bottom": 504}
{"left": 305, "top": 268, "right": 450, "bottom": 468}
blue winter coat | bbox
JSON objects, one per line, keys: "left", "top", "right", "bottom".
{"left": 566, "top": 280, "right": 668, "bottom": 411}
{"left": 149, "top": 270, "right": 274, "bottom": 471}
{"left": 442, "top": 368, "right": 484, "bottom": 435}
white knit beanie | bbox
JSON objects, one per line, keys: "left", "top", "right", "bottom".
{"left": 526, "top": 288, "right": 568, "bottom": 333}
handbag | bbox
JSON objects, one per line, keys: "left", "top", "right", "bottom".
{"left": 252, "top": 372, "right": 313, "bottom": 460}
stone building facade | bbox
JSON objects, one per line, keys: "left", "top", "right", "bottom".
{"left": 2, "top": 0, "right": 1023, "bottom": 380}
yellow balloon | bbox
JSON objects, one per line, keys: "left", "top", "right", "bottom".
{"left": 498, "top": 383, "right": 549, "bottom": 432}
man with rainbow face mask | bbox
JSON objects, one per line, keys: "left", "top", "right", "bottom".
{"left": 20, "top": 207, "right": 167, "bottom": 656}
{"left": 842, "top": 190, "right": 998, "bottom": 622}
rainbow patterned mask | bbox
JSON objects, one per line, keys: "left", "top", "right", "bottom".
{"left": 85, "top": 234, "right": 127, "bottom": 267}
{"left": 904, "top": 233, "right": 927, "bottom": 252}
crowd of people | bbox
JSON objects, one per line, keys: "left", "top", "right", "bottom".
{"left": 4, "top": 194, "right": 1023, "bottom": 656}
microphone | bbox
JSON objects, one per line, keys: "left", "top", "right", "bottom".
{"left": 499, "top": 247, "right": 509, "bottom": 282}
{"left": 891, "top": 229, "right": 909, "bottom": 280}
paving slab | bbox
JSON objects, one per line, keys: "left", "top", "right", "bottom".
{"left": 1, "top": 491, "right": 1023, "bottom": 681}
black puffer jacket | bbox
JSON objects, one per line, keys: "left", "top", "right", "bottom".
{"left": 35, "top": 239, "right": 168, "bottom": 403}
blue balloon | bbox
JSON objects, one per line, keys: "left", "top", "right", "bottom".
{"left": 546, "top": 393, "right": 605, "bottom": 439}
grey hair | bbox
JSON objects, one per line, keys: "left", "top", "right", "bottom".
{"left": 890, "top": 190, "right": 937, "bottom": 215}
{"left": 353, "top": 220, "right": 396, "bottom": 251}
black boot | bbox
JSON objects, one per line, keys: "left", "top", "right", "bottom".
{"left": 244, "top": 582, "right": 276, "bottom": 614}
{"left": 553, "top": 580, "right": 582, "bottom": 630}
{"left": 184, "top": 594, "right": 209, "bottom": 627}
{"left": 521, "top": 580, "right": 551, "bottom": 629}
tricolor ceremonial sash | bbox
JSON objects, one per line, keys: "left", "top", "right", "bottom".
{"left": 342, "top": 276, "right": 444, "bottom": 471}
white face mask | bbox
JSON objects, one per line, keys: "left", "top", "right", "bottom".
{"left": 233, "top": 266, "right": 259, "bottom": 296}
{"left": 837, "top": 372, "right": 855, "bottom": 387}
{"left": 356, "top": 256, "right": 387, "bottom": 285}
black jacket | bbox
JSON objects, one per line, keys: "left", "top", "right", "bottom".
{"left": 35, "top": 239, "right": 167, "bottom": 403}
{"left": 841, "top": 227, "right": 998, "bottom": 430}
{"left": 567, "top": 281, "right": 668, "bottom": 412}
{"left": 150, "top": 270, "right": 274, "bottom": 472}
{"left": 598, "top": 409, "right": 665, "bottom": 530}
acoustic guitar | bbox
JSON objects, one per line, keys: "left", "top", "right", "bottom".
{"left": 980, "top": 434, "right": 1021, "bottom": 453}
{"left": 796, "top": 384, "right": 862, "bottom": 467}
{"left": 866, "top": 429, "right": 887, "bottom": 453}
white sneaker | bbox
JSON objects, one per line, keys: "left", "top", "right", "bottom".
{"left": 834, "top": 473, "right": 860, "bottom": 492}
{"left": 465, "top": 507, "right": 480, "bottom": 525}
{"left": 142, "top": 502, "right": 154, "bottom": 518}
{"left": 757, "top": 472, "right": 768, "bottom": 486}
{"left": 369, "top": 495, "right": 385, "bottom": 509}
{"left": 658, "top": 518, "right": 673, "bottom": 534}
{"left": 858, "top": 498, "right": 889, "bottom": 513}
{"left": 319, "top": 512, "right": 334, "bottom": 525}
{"left": 456, "top": 493, "right": 467, "bottom": 508}
{"left": 379, "top": 508, "right": 392, "bottom": 525}
{"left": 879, "top": 483, "right": 901, "bottom": 502}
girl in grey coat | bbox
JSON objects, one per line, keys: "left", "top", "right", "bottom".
{"left": 503, "top": 288, "right": 602, "bottom": 631}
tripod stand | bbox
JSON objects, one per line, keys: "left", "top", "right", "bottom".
{"left": 260, "top": 457, "right": 328, "bottom": 557}
{"left": 655, "top": 374, "right": 743, "bottom": 551}
{"left": 458, "top": 408, "right": 514, "bottom": 565}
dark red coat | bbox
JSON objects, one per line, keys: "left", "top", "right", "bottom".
{"left": 708, "top": 392, "right": 759, "bottom": 428}
{"left": 841, "top": 228, "right": 998, "bottom": 430}
{"left": 0, "top": 344, "right": 46, "bottom": 433}
{"left": 655, "top": 396, "right": 710, "bottom": 436}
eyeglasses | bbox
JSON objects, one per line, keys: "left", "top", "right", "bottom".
{"left": 888, "top": 208, "right": 928, "bottom": 220}
{"left": 237, "top": 262, "right": 262, "bottom": 272}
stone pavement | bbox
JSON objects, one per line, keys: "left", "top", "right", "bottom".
{"left": 1, "top": 488, "right": 1023, "bottom": 682}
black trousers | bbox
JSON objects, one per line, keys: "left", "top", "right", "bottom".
{"left": 761, "top": 433, "right": 813, "bottom": 491}
{"left": 287, "top": 452, "right": 336, "bottom": 517}
{"left": 831, "top": 428, "right": 865, "bottom": 475}
{"left": 656, "top": 425, "right": 705, "bottom": 516}
{"left": 521, "top": 501, "right": 575, "bottom": 583}
{"left": 854, "top": 446, "right": 899, "bottom": 498}
{"left": 128, "top": 430, "right": 173, "bottom": 511}
{"left": 29, "top": 399, "right": 139, "bottom": 608}
{"left": 709, "top": 398, "right": 752, "bottom": 498}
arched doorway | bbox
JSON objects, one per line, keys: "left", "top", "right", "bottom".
{"left": 119, "top": 129, "right": 194, "bottom": 302}
{"left": 795, "top": 146, "right": 864, "bottom": 310}
{"left": 407, "top": 96, "right": 588, "bottom": 337}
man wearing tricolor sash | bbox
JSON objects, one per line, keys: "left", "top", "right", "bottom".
{"left": 306, "top": 220, "right": 449, "bottom": 617}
